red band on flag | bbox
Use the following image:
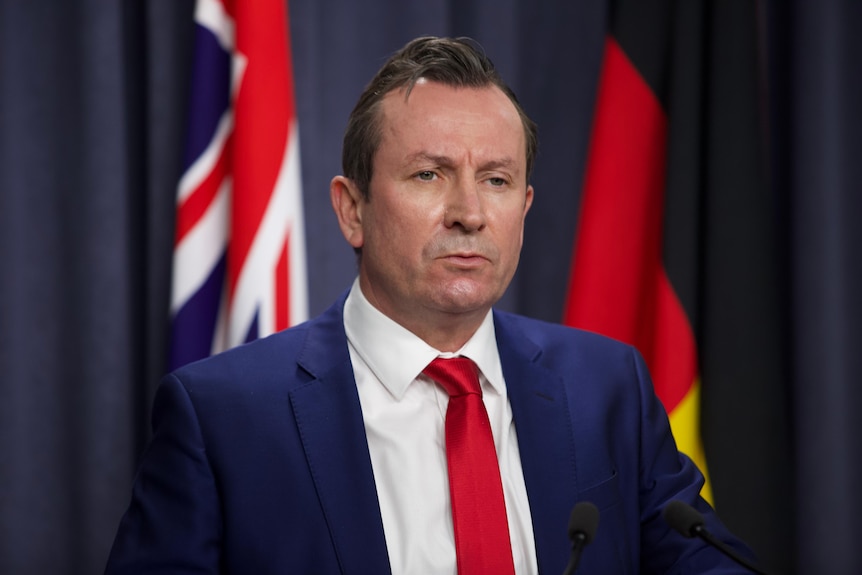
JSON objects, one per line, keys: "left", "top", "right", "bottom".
{"left": 564, "top": 35, "right": 706, "bottom": 487}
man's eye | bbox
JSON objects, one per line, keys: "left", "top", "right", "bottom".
{"left": 416, "top": 171, "right": 436, "bottom": 181}
{"left": 488, "top": 177, "right": 507, "bottom": 186}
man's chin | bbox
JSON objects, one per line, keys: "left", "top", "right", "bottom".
{"left": 431, "top": 284, "right": 501, "bottom": 316}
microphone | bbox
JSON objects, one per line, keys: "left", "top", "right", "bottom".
{"left": 662, "top": 500, "right": 768, "bottom": 575}
{"left": 561, "top": 501, "right": 599, "bottom": 575}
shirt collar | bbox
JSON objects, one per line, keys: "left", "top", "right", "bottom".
{"left": 343, "top": 278, "right": 504, "bottom": 400}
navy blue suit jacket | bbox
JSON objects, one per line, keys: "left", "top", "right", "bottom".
{"left": 106, "top": 295, "right": 752, "bottom": 574}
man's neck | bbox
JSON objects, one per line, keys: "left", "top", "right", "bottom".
{"left": 356, "top": 278, "right": 490, "bottom": 352}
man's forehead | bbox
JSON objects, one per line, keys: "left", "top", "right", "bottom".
{"left": 378, "top": 82, "right": 522, "bottom": 136}
{"left": 374, "top": 82, "right": 527, "bottom": 170}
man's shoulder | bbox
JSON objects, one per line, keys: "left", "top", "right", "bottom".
{"left": 169, "top": 297, "right": 348, "bottom": 389}
{"left": 492, "top": 309, "right": 644, "bottom": 377}
{"left": 492, "top": 309, "right": 632, "bottom": 351}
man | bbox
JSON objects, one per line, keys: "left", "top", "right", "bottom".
{"left": 106, "top": 36, "right": 753, "bottom": 574}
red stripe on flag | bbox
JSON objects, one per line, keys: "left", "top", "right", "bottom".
{"left": 275, "top": 236, "right": 289, "bottom": 331}
{"left": 227, "top": 0, "right": 293, "bottom": 298}
{"left": 564, "top": 37, "right": 696, "bottom": 413}
{"left": 653, "top": 269, "right": 698, "bottom": 412}
{"left": 565, "top": 37, "right": 667, "bottom": 331}
{"left": 175, "top": 136, "right": 232, "bottom": 245}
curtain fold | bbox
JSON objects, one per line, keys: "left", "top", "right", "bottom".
{"left": 789, "top": 1, "right": 862, "bottom": 571}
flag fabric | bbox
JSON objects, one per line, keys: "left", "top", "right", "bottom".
{"left": 169, "top": 0, "right": 307, "bottom": 370}
{"left": 564, "top": 0, "right": 784, "bottom": 517}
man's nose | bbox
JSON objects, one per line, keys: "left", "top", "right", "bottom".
{"left": 443, "top": 177, "right": 486, "bottom": 232}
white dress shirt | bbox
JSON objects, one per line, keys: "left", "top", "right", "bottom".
{"left": 343, "top": 279, "right": 538, "bottom": 575}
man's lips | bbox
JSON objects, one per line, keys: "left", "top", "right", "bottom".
{"left": 426, "top": 237, "right": 499, "bottom": 265}
{"left": 440, "top": 253, "right": 488, "bottom": 266}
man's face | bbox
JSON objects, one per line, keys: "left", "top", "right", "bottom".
{"left": 341, "top": 80, "right": 533, "bottom": 333}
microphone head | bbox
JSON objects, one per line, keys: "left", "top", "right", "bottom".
{"left": 568, "top": 501, "right": 600, "bottom": 544}
{"left": 663, "top": 500, "right": 706, "bottom": 538}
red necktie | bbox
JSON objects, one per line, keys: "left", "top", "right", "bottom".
{"left": 423, "top": 357, "right": 516, "bottom": 575}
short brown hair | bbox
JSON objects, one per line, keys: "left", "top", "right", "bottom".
{"left": 341, "top": 36, "right": 538, "bottom": 198}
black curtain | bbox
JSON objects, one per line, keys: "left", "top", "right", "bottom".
{"left": 0, "top": 0, "right": 859, "bottom": 573}
{"left": 779, "top": 1, "right": 862, "bottom": 572}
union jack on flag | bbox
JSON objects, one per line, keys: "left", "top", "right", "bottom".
{"left": 169, "top": 0, "right": 307, "bottom": 370}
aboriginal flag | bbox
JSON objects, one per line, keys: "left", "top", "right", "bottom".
{"left": 563, "top": 0, "right": 792, "bottom": 569}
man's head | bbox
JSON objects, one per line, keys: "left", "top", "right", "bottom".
{"left": 342, "top": 36, "right": 538, "bottom": 199}
{"left": 330, "top": 36, "right": 536, "bottom": 350}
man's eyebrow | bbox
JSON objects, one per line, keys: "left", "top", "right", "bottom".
{"left": 404, "top": 152, "right": 454, "bottom": 166}
{"left": 480, "top": 157, "right": 518, "bottom": 171}
{"left": 404, "top": 153, "right": 519, "bottom": 171}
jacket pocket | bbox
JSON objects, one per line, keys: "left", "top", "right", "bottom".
{"left": 578, "top": 468, "right": 621, "bottom": 511}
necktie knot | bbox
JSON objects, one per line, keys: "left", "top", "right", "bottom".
{"left": 423, "top": 357, "right": 481, "bottom": 398}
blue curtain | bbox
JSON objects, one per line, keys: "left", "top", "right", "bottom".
{"left": 1, "top": 0, "right": 859, "bottom": 573}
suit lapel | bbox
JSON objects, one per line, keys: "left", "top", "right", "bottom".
{"left": 287, "top": 303, "right": 579, "bottom": 574}
{"left": 289, "top": 299, "right": 391, "bottom": 575}
{"left": 495, "top": 312, "right": 578, "bottom": 575}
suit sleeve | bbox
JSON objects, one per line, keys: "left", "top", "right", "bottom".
{"left": 104, "top": 375, "right": 222, "bottom": 574}
{"left": 631, "top": 348, "right": 756, "bottom": 574}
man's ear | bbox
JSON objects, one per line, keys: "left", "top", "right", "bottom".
{"left": 524, "top": 184, "right": 534, "bottom": 215}
{"left": 330, "top": 175, "right": 365, "bottom": 249}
